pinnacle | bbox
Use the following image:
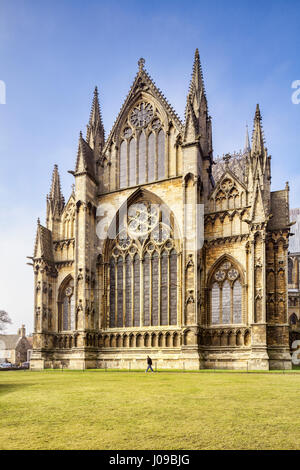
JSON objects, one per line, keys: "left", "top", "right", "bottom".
{"left": 255, "top": 103, "right": 262, "bottom": 121}
{"left": 138, "top": 58, "right": 145, "bottom": 71}
{"left": 244, "top": 124, "right": 251, "bottom": 153}
{"left": 48, "top": 164, "right": 65, "bottom": 214}
{"left": 251, "top": 104, "right": 266, "bottom": 156}
{"left": 188, "top": 48, "right": 206, "bottom": 98}
{"left": 86, "top": 86, "right": 105, "bottom": 147}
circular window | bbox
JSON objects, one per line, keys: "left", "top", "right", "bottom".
{"left": 130, "top": 102, "right": 154, "bottom": 128}
{"left": 127, "top": 203, "right": 159, "bottom": 237}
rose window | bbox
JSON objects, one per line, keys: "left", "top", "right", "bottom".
{"left": 127, "top": 203, "right": 159, "bottom": 237}
{"left": 130, "top": 102, "right": 154, "bottom": 128}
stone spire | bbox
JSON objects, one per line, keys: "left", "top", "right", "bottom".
{"left": 86, "top": 86, "right": 105, "bottom": 157}
{"left": 244, "top": 124, "right": 251, "bottom": 154}
{"left": 184, "top": 49, "right": 212, "bottom": 157}
{"left": 47, "top": 164, "right": 65, "bottom": 217}
{"left": 251, "top": 104, "right": 265, "bottom": 157}
{"left": 190, "top": 48, "right": 206, "bottom": 100}
{"left": 247, "top": 104, "right": 271, "bottom": 217}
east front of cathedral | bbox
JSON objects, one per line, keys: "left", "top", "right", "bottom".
{"left": 30, "top": 51, "right": 292, "bottom": 370}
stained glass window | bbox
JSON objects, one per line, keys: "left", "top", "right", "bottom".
{"left": 148, "top": 132, "right": 155, "bottom": 182}
{"left": 119, "top": 140, "right": 127, "bottom": 188}
{"left": 63, "top": 296, "right": 69, "bottom": 331}
{"left": 233, "top": 281, "right": 242, "bottom": 323}
{"left": 125, "top": 255, "right": 132, "bottom": 327}
{"left": 151, "top": 251, "right": 159, "bottom": 326}
{"left": 129, "top": 138, "right": 136, "bottom": 186}
{"left": 139, "top": 132, "right": 146, "bottom": 184}
{"left": 117, "top": 256, "right": 123, "bottom": 327}
{"left": 170, "top": 249, "right": 177, "bottom": 325}
{"left": 211, "top": 283, "right": 220, "bottom": 325}
{"left": 133, "top": 254, "right": 140, "bottom": 326}
{"left": 108, "top": 203, "right": 178, "bottom": 330}
{"left": 222, "top": 281, "right": 231, "bottom": 324}
{"left": 157, "top": 129, "right": 165, "bottom": 179}
{"left": 161, "top": 250, "right": 168, "bottom": 325}
{"left": 210, "top": 261, "right": 243, "bottom": 325}
{"left": 143, "top": 252, "right": 150, "bottom": 326}
{"left": 109, "top": 259, "right": 115, "bottom": 327}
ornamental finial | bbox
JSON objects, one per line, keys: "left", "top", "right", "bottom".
{"left": 223, "top": 153, "right": 231, "bottom": 166}
{"left": 138, "top": 58, "right": 145, "bottom": 71}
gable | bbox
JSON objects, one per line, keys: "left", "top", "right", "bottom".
{"left": 62, "top": 193, "right": 75, "bottom": 220}
{"left": 103, "top": 64, "right": 183, "bottom": 153}
{"left": 209, "top": 171, "right": 247, "bottom": 211}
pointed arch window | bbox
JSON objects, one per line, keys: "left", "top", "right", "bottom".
{"left": 133, "top": 254, "right": 140, "bottom": 326}
{"left": 148, "top": 132, "right": 155, "bottom": 182}
{"left": 157, "top": 129, "right": 165, "bottom": 179}
{"left": 129, "top": 138, "right": 136, "bottom": 186}
{"left": 138, "top": 132, "right": 146, "bottom": 184}
{"left": 117, "top": 256, "right": 123, "bottom": 327}
{"left": 118, "top": 107, "right": 166, "bottom": 189}
{"left": 109, "top": 259, "right": 116, "bottom": 328}
{"left": 222, "top": 281, "right": 231, "bottom": 324}
{"left": 119, "top": 140, "right": 127, "bottom": 189}
{"left": 108, "top": 201, "right": 179, "bottom": 329}
{"left": 58, "top": 277, "right": 75, "bottom": 332}
{"left": 210, "top": 260, "right": 243, "bottom": 325}
{"left": 125, "top": 255, "right": 132, "bottom": 327}
{"left": 211, "top": 283, "right": 220, "bottom": 325}
{"left": 161, "top": 250, "right": 168, "bottom": 325}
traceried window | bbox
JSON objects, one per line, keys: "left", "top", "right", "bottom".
{"left": 108, "top": 201, "right": 178, "bottom": 328}
{"left": 210, "top": 260, "right": 243, "bottom": 325}
{"left": 120, "top": 140, "right": 127, "bottom": 189}
{"left": 59, "top": 277, "right": 75, "bottom": 331}
{"left": 119, "top": 102, "right": 166, "bottom": 189}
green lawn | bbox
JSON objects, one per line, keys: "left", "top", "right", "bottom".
{"left": 0, "top": 370, "right": 300, "bottom": 450}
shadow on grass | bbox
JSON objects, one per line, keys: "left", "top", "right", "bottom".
{"left": 0, "top": 383, "right": 35, "bottom": 398}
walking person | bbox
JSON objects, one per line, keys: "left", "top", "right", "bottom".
{"left": 145, "top": 355, "right": 154, "bottom": 373}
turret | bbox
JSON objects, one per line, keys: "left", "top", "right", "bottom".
{"left": 184, "top": 48, "right": 212, "bottom": 159}
{"left": 248, "top": 104, "right": 271, "bottom": 217}
{"left": 86, "top": 86, "right": 105, "bottom": 160}
{"left": 46, "top": 164, "right": 65, "bottom": 236}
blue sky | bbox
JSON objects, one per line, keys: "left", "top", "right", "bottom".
{"left": 0, "top": 0, "right": 300, "bottom": 333}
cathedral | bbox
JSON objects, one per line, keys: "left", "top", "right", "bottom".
{"left": 29, "top": 50, "right": 292, "bottom": 370}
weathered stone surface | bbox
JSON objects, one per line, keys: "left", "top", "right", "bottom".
{"left": 30, "top": 53, "right": 291, "bottom": 371}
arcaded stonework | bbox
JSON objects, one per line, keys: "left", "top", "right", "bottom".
{"left": 29, "top": 51, "right": 292, "bottom": 370}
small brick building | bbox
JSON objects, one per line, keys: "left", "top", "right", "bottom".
{"left": 0, "top": 325, "right": 32, "bottom": 365}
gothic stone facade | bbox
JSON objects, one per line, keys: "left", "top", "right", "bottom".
{"left": 29, "top": 51, "right": 292, "bottom": 370}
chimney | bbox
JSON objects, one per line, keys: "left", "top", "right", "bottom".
{"left": 18, "top": 325, "right": 26, "bottom": 337}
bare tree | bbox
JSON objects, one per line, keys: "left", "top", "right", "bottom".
{"left": 0, "top": 311, "right": 12, "bottom": 332}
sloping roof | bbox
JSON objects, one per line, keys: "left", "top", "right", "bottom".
{"left": 34, "top": 223, "right": 54, "bottom": 261}
{"left": 212, "top": 152, "right": 247, "bottom": 185}
{"left": 289, "top": 208, "right": 300, "bottom": 253}
{"left": 75, "top": 133, "right": 95, "bottom": 179}
{"left": 0, "top": 334, "right": 20, "bottom": 349}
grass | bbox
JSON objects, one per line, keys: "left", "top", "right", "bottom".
{"left": 1, "top": 369, "right": 300, "bottom": 450}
